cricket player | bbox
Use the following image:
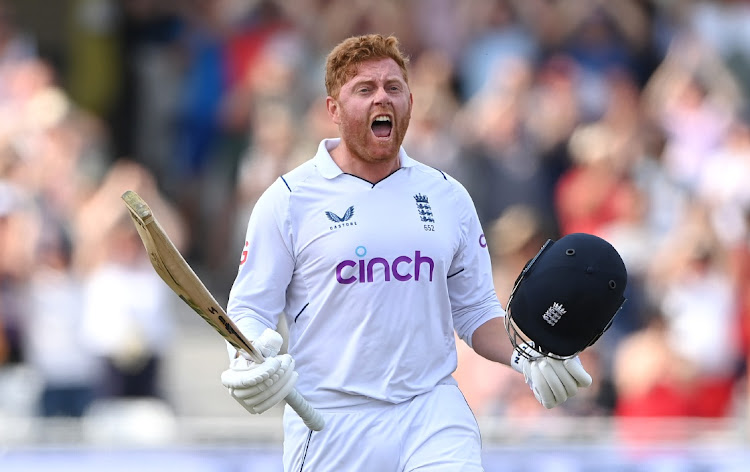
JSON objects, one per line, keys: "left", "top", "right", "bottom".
{"left": 221, "top": 34, "right": 626, "bottom": 471}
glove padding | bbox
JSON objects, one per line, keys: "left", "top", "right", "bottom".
{"left": 221, "top": 329, "right": 298, "bottom": 414}
{"left": 510, "top": 344, "right": 593, "bottom": 409}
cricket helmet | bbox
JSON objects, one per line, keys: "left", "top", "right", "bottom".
{"left": 505, "top": 233, "right": 627, "bottom": 359}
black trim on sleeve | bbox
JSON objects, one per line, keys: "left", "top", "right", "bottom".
{"left": 281, "top": 175, "right": 292, "bottom": 192}
{"left": 447, "top": 268, "right": 465, "bottom": 278}
{"left": 294, "top": 303, "right": 310, "bottom": 323}
{"left": 429, "top": 166, "right": 448, "bottom": 180}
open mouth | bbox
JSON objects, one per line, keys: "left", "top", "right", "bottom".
{"left": 371, "top": 115, "right": 392, "bottom": 138}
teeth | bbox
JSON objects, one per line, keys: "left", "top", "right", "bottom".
{"left": 374, "top": 116, "right": 391, "bottom": 122}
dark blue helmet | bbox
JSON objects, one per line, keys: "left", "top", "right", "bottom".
{"left": 504, "top": 233, "right": 628, "bottom": 358}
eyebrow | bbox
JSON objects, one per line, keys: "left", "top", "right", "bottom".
{"left": 350, "top": 77, "right": 405, "bottom": 88}
{"left": 350, "top": 78, "right": 375, "bottom": 87}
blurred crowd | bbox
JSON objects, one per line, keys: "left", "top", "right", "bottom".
{"left": 0, "top": 0, "right": 749, "bottom": 433}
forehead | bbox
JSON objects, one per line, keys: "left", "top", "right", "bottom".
{"left": 345, "top": 58, "right": 406, "bottom": 85}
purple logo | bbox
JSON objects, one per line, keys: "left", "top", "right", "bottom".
{"left": 336, "top": 251, "right": 435, "bottom": 284}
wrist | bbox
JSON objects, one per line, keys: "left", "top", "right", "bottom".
{"left": 510, "top": 343, "right": 539, "bottom": 374}
{"left": 510, "top": 347, "right": 526, "bottom": 374}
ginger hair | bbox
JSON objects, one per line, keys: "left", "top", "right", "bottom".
{"left": 324, "top": 34, "right": 409, "bottom": 99}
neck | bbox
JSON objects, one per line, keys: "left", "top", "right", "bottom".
{"left": 329, "top": 142, "right": 401, "bottom": 183}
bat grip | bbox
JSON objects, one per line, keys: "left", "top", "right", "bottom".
{"left": 285, "top": 389, "right": 325, "bottom": 431}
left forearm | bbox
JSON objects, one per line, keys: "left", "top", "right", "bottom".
{"left": 470, "top": 317, "right": 515, "bottom": 366}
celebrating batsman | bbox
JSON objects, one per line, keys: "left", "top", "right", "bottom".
{"left": 222, "top": 34, "right": 627, "bottom": 471}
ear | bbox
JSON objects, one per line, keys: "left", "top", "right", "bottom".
{"left": 326, "top": 96, "right": 341, "bottom": 125}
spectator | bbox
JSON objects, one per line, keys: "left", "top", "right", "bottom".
{"left": 555, "top": 121, "right": 639, "bottom": 236}
{"left": 23, "top": 219, "right": 100, "bottom": 417}
{"left": 77, "top": 161, "right": 182, "bottom": 400}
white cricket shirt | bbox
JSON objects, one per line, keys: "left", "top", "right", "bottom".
{"left": 228, "top": 138, "right": 504, "bottom": 408}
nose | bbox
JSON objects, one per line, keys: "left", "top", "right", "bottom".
{"left": 373, "top": 86, "right": 391, "bottom": 105}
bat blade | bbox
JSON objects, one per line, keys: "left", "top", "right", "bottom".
{"left": 121, "top": 190, "right": 260, "bottom": 361}
{"left": 121, "top": 190, "right": 324, "bottom": 431}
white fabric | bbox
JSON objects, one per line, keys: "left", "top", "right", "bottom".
{"left": 661, "top": 271, "right": 738, "bottom": 376}
{"left": 81, "top": 262, "right": 172, "bottom": 357}
{"left": 282, "top": 383, "right": 482, "bottom": 472}
{"left": 228, "top": 138, "right": 504, "bottom": 408}
{"left": 510, "top": 344, "right": 592, "bottom": 409}
{"left": 25, "top": 270, "right": 102, "bottom": 386}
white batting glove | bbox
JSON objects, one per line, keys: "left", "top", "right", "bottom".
{"left": 221, "top": 328, "right": 299, "bottom": 415}
{"left": 510, "top": 344, "right": 593, "bottom": 409}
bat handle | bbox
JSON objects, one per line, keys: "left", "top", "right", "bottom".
{"left": 285, "top": 389, "right": 325, "bottom": 431}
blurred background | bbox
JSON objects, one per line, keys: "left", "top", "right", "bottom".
{"left": 1, "top": 0, "right": 750, "bottom": 470}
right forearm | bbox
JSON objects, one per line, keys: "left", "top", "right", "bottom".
{"left": 471, "top": 317, "right": 515, "bottom": 367}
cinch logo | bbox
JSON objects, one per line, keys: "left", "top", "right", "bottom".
{"left": 336, "top": 250, "right": 435, "bottom": 284}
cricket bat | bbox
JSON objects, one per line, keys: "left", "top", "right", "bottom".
{"left": 121, "top": 190, "right": 324, "bottom": 431}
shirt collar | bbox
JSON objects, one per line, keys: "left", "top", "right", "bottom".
{"left": 313, "top": 138, "right": 417, "bottom": 180}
